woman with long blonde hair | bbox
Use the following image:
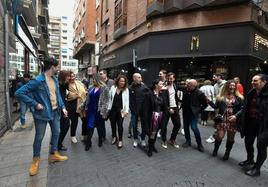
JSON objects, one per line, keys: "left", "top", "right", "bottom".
{"left": 84, "top": 74, "right": 109, "bottom": 151}
{"left": 212, "top": 80, "right": 244, "bottom": 160}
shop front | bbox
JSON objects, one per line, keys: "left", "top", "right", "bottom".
{"left": 100, "top": 23, "right": 267, "bottom": 91}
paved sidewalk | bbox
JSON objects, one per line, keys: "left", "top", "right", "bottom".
{"left": 0, "top": 112, "right": 50, "bottom": 187}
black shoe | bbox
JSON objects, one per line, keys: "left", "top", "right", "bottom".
{"left": 245, "top": 167, "right": 260, "bottom": 177}
{"left": 147, "top": 150, "right": 152, "bottom": 157}
{"left": 128, "top": 133, "right": 132, "bottom": 138}
{"left": 58, "top": 145, "right": 68, "bottom": 151}
{"left": 239, "top": 160, "right": 253, "bottom": 167}
{"left": 197, "top": 144, "right": 204, "bottom": 152}
{"left": 98, "top": 139, "right": 103, "bottom": 147}
{"left": 222, "top": 153, "right": 230, "bottom": 161}
{"left": 152, "top": 146, "right": 158, "bottom": 153}
{"left": 182, "top": 142, "right": 191, "bottom": 148}
{"left": 85, "top": 141, "right": 92, "bottom": 151}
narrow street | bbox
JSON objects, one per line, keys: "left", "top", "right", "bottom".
{"left": 0, "top": 114, "right": 267, "bottom": 186}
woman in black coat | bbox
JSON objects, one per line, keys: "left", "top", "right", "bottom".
{"left": 212, "top": 80, "right": 244, "bottom": 160}
{"left": 147, "top": 79, "right": 168, "bottom": 157}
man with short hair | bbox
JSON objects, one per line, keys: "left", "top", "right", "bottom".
{"left": 161, "top": 72, "right": 181, "bottom": 149}
{"left": 181, "top": 79, "right": 207, "bottom": 152}
{"left": 129, "top": 73, "right": 150, "bottom": 147}
{"left": 16, "top": 73, "right": 31, "bottom": 129}
{"left": 234, "top": 77, "right": 244, "bottom": 95}
{"left": 15, "top": 58, "right": 68, "bottom": 176}
{"left": 206, "top": 73, "right": 227, "bottom": 143}
{"left": 244, "top": 74, "right": 268, "bottom": 177}
{"left": 159, "top": 69, "right": 168, "bottom": 86}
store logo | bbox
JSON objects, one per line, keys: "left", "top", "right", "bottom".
{"left": 190, "top": 35, "right": 199, "bottom": 51}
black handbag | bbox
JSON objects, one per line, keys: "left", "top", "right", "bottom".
{"left": 213, "top": 114, "right": 224, "bottom": 123}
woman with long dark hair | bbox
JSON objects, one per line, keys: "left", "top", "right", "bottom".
{"left": 57, "top": 70, "right": 71, "bottom": 151}
{"left": 147, "top": 79, "right": 168, "bottom": 157}
{"left": 84, "top": 74, "right": 109, "bottom": 151}
{"left": 212, "top": 80, "right": 244, "bottom": 160}
{"left": 108, "top": 75, "right": 129, "bottom": 149}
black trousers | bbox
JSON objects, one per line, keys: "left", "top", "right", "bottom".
{"left": 58, "top": 113, "right": 70, "bottom": 148}
{"left": 255, "top": 131, "right": 268, "bottom": 169}
{"left": 67, "top": 100, "right": 79, "bottom": 137}
{"left": 87, "top": 122, "right": 105, "bottom": 142}
{"left": 109, "top": 110, "right": 124, "bottom": 141}
{"left": 161, "top": 107, "right": 181, "bottom": 142}
{"left": 81, "top": 117, "right": 88, "bottom": 136}
{"left": 244, "top": 118, "right": 260, "bottom": 161}
{"left": 201, "top": 111, "right": 209, "bottom": 121}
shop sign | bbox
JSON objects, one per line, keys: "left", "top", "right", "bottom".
{"left": 103, "top": 54, "right": 116, "bottom": 62}
{"left": 254, "top": 33, "right": 268, "bottom": 51}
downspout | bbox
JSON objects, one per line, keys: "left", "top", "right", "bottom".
{"left": 4, "top": 13, "right": 11, "bottom": 129}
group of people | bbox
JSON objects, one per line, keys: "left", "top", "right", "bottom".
{"left": 15, "top": 57, "right": 268, "bottom": 178}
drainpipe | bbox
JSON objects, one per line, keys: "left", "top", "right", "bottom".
{"left": 4, "top": 13, "right": 11, "bottom": 129}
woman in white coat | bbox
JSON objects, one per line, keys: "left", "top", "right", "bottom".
{"left": 108, "top": 74, "right": 129, "bottom": 149}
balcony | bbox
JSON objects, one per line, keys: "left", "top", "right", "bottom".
{"left": 204, "top": 0, "right": 248, "bottom": 7}
{"left": 183, "top": 0, "right": 204, "bottom": 10}
{"left": 16, "top": 0, "right": 37, "bottom": 26}
{"left": 164, "top": 0, "right": 183, "bottom": 12}
{"left": 38, "top": 7, "right": 49, "bottom": 26}
{"left": 114, "top": 25, "right": 127, "bottom": 40}
{"left": 147, "top": 0, "right": 164, "bottom": 18}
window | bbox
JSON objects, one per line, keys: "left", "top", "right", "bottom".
{"left": 105, "top": 0, "right": 109, "bottom": 12}
{"left": 114, "top": 0, "right": 127, "bottom": 32}
{"left": 96, "top": 0, "right": 99, "bottom": 8}
{"left": 96, "top": 21, "right": 99, "bottom": 34}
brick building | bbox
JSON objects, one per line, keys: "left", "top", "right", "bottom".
{"left": 97, "top": 0, "right": 268, "bottom": 89}
{"left": 73, "top": 0, "right": 97, "bottom": 79}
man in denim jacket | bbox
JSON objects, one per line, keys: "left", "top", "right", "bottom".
{"left": 15, "top": 58, "right": 68, "bottom": 176}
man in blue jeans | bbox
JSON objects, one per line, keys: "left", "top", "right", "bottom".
{"left": 181, "top": 79, "right": 207, "bottom": 152}
{"left": 16, "top": 73, "right": 31, "bottom": 128}
{"left": 15, "top": 58, "right": 68, "bottom": 176}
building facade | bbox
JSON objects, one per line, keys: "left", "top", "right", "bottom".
{"left": 73, "top": 0, "right": 96, "bottom": 79}
{"left": 98, "top": 0, "right": 268, "bottom": 90}
{"left": 48, "top": 16, "right": 78, "bottom": 74}
{"left": 0, "top": 0, "right": 50, "bottom": 136}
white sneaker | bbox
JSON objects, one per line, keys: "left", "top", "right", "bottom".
{"left": 141, "top": 140, "right": 146, "bottom": 147}
{"left": 162, "top": 141, "right": 168, "bottom": 149}
{"left": 206, "top": 136, "right": 215, "bottom": 143}
{"left": 157, "top": 131, "right": 161, "bottom": 138}
{"left": 181, "top": 129, "right": 185, "bottom": 136}
{"left": 71, "top": 136, "right": 78, "bottom": 143}
{"left": 133, "top": 140, "right": 138, "bottom": 147}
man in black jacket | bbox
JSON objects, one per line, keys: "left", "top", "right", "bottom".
{"left": 245, "top": 74, "right": 268, "bottom": 177}
{"left": 129, "top": 73, "right": 150, "bottom": 147}
{"left": 161, "top": 72, "right": 181, "bottom": 149}
{"left": 181, "top": 79, "right": 207, "bottom": 152}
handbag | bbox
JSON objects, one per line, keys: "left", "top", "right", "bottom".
{"left": 213, "top": 114, "right": 224, "bottom": 123}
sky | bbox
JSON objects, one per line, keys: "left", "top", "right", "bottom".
{"left": 49, "top": 0, "right": 76, "bottom": 49}
{"left": 48, "top": 0, "right": 75, "bottom": 18}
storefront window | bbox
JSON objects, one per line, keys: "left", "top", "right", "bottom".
{"left": 8, "top": 40, "right": 25, "bottom": 124}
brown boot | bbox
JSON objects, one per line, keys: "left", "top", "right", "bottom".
{"left": 48, "top": 151, "right": 68, "bottom": 163}
{"left": 29, "top": 157, "right": 40, "bottom": 176}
